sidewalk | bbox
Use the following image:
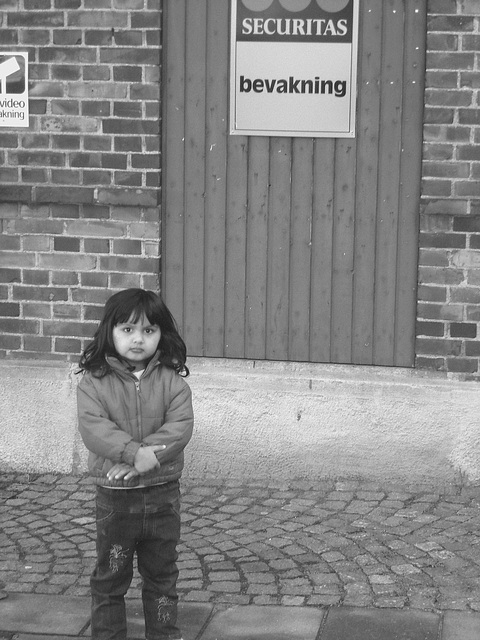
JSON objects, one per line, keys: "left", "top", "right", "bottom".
{"left": 1, "top": 472, "right": 480, "bottom": 639}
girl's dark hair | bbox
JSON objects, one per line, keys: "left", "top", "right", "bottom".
{"left": 78, "top": 289, "right": 189, "bottom": 377}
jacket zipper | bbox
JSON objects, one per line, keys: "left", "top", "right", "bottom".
{"left": 134, "top": 378, "right": 143, "bottom": 441}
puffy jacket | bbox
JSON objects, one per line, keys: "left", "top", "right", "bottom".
{"left": 77, "top": 354, "right": 194, "bottom": 488}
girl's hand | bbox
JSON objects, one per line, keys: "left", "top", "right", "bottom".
{"left": 134, "top": 445, "right": 166, "bottom": 474}
{"left": 107, "top": 463, "right": 140, "bottom": 482}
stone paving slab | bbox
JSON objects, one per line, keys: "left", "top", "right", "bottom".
{"left": 122, "top": 602, "right": 214, "bottom": 640}
{"left": 0, "top": 593, "right": 90, "bottom": 634}
{"left": 442, "top": 610, "right": 480, "bottom": 640}
{"left": 200, "top": 604, "right": 325, "bottom": 640}
{"left": 2, "top": 471, "right": 480, "bottom": 635}
{"left": 321, "top": 606, "right": 440, "bottom": 640}
{"left": 4, "top": 600, "right": 480, "bottom": 640}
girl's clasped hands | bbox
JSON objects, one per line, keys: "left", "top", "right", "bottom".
{"left": 106, "top": 444, "right": 166, "bottom": 482}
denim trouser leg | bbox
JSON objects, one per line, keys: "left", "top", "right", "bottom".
{"left": 91, "top": 482, "right": 182, "bottom": 640}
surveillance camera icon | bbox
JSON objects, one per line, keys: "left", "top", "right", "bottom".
{"left": 0, "top": 57, "right": 21, "bottom": 94}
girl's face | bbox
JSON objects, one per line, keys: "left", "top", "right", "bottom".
{"left": 112, "top": 313, "right": 161, "bottom": 371}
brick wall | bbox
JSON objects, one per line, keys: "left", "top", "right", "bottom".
{"left": 418, "top": 0, "right": 480, "bottom": 378}
{"left": 0, "top": 0, "right": 161, "bottom": 361}
{"left": 2, "top": 0, "right": 480, "bottom": 376}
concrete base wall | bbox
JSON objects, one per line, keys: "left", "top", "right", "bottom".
{"left": 1, "top": 358, "right": 479, "bottom": 485}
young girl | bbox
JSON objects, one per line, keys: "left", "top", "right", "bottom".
{"left": 77, "top": 288, "right": 193, "bottom": 640}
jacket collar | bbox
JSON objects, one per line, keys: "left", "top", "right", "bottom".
{"left": 105, "top": 351, "right": 161, "bottom": 378}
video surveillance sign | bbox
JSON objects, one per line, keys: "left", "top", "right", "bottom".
{"left": 0, "top": 52, "right": 29, "bottom": 128}
{"left": 230, "top": 0, "right": 359, "bottom": 137}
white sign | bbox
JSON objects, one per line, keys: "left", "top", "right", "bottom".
{"left": 0, "top": 52, "right": 29, "bottom": 128}
{"left": 230, "top": 0, "right": 358, "bottom": 137}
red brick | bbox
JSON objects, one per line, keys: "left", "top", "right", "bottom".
{"left": 415, "top": 337, "right": 462, "bottom": 356}
{"left": 24, "top": 336, "right": 52, "bottom": 352}
{"left": 51, "top": 271, "right": 79, "bottom": 286}
{"left": 80, "top": 205, "right": 110, "bottom": 219}
{"left": 0, "top": 269, "right": 21, "bottom": 283}
{"left": 50, "top": 169, "right": 82, "bottom": 185}
{"left": 66, "top": 220, "right": 125, "bottom": 237}
{"left": 8, "top": 11, "right": 64, "bottom": 27}
{"left": 99, "top": 256, "right": 158, "bottom": 273}
{"left": 54, "top": 237, "right": 81, "bottom": 252}
{"left": 0, "top": 303, "right": 20, "bottom": 317}
{"left": 51, "top": 100, "right": 80, "bottom": 115}
{"left": 22, "top": 168, "right": 48, "bottom": 183}
{"left": 112, "top": 239, "right": 142, "bottom": 255}
{"left": 53, "top": 305, "right": 82, "bottom": 319}
{"left": 43, "top": 320, "right": 97, "bottom": 338}
{"left": 83, "top": 66, "right": 111, "bottom": 82}
{"left": 23, "top": 271, "right": 50, "bottom": 286}
{"left": 54, "top": 338, "right": 82, "bottom": 353}
{"left": 84, "top": 305, "right": 104, "bottom": 321}
{"left": 12, "top": 286, "right": 69, "bottom": 302}
{"left": 116, "top": 172, "right": 143, "bottom": 187}
{"left": 419, "top": 232, "right": 466, "bottom": 248}
{"left": 427, "top": 33, "right": 458, "bottom": 50}
{"left": 421, "top": 179, "right": 452, "bottom": 197}
{"left": 67, "top": 11, "right": 128, "bottom": 28}
{"left": 5, "top": 219, "right": 63, "bottom": 235}
{"left": 0, "top": 133, "right": 19, "bottom": 148}
{"left": 71, "top": 288, "right": 111, "bottom": 304}
{"left": 450, "top": 322, "right": 477, "bottom": 338}
{"left": 0, "top": 335, "right": 22, "bottom": 350}
{"left": 102, "top": 119, "right": 159, "bottom": 135}
{"left": 0, "top": 186, "right": 33, "bottom": 202}
{"left": 0, "top": 252, "right": 36, "bottom": 268}
{"left": 82, "top": 102, "right": 111, "bottom": 117}
{"left": 113, "top": 30, "right": 143, "bottom": 46}
{"left": 52, "top": 135, "right": 81, "bottom": 150}
{"left": 84, "top": 30, "right": 114, "bottom": 46}
{"left": 461, "top": 72, "right": 480, "bottom": 89}
{"left": 450, "top": 287, "right": 480, "bottom": 304}
{"left": 0, "top": 237, "right": 20, "bottom": 251}
{"left": 417, "top": 302, "right": 464, "bottom": 321}
{"left": 35, "top": 186, "right": 95, "bottom": 204}
{"left": 96, "top": 188, "right": 158, "bottom": 208}
{"left": 416, "top": 321, "right": 445, "bottom": 337}
{"left": 113, "top": 68, "right": 143, "bottom": 83}
{"left": 84, "top": 238, "right": 110, "bottom": 253}
{"left": 466, "top": 341, "right": 480, "bottom": 356}
{"left": 22, "top": 303, "right": 52, "bottom": 319}
{"left": 131, "top": 12, "right": 161, "bottom": 28}
{"left": 428, "top": 15, "right": 475, "bottom": 31}
{"left": 110, "top": 273, "right": 142, "bottom": 289}
{"left": 38, "top": 254, "right": 97, "bottom": 271}
{"left": 445, "top": 357, "right": 478, "bottom": 373}
{"left": 80, "top": 273, "right": 109, "bottom": 288}
{"left": 0, "top": 318, "right": 40, "bottom": 334}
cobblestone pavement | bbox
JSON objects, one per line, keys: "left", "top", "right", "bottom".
{"left": 2, "top": 473, "right": 480, "bottom": 614}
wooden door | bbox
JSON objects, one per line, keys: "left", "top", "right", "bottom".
{"left": 161, "top": 0, "right": 426, "bottom": 366}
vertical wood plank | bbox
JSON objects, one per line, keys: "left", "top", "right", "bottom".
{"left": 310, "top": 139, "right": 335, "bottom": 362}
{"left": 266, "top": 137, "right": 292, "bottom": 360}
{"left": 161, "top": 0, "right": 186, "bottom": 328}
{"left": 161, "top": 0, "right": 425, "bottom": 368}
{"left": 183, "top": 0, "right": 207, "bottom": 355}
{"left": 289, "top": 138, "right": 314, "bottom": 361}
{"left": 373, "top": 0, "right": 405, "bottom": 365}
{"left": 245, "top": 138, "right": 269, "bottom": 359}
{"left": 395, "top": 0, "right": 426, "bottom": 366}
{"left": 225, "top": 135, "right": 248, "bottom": 357}
{"left": 330, "top": 138, "right": 357, "bottom": 364}
{"left": 203, "top": 0, "right": 228, "bottom": 355}
{"left": 351, "top": 0, "right": 382, "bottom": 364}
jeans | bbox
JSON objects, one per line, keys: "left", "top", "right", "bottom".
{"left": 91, "top": 482, "right": 182, "bottom": 640}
